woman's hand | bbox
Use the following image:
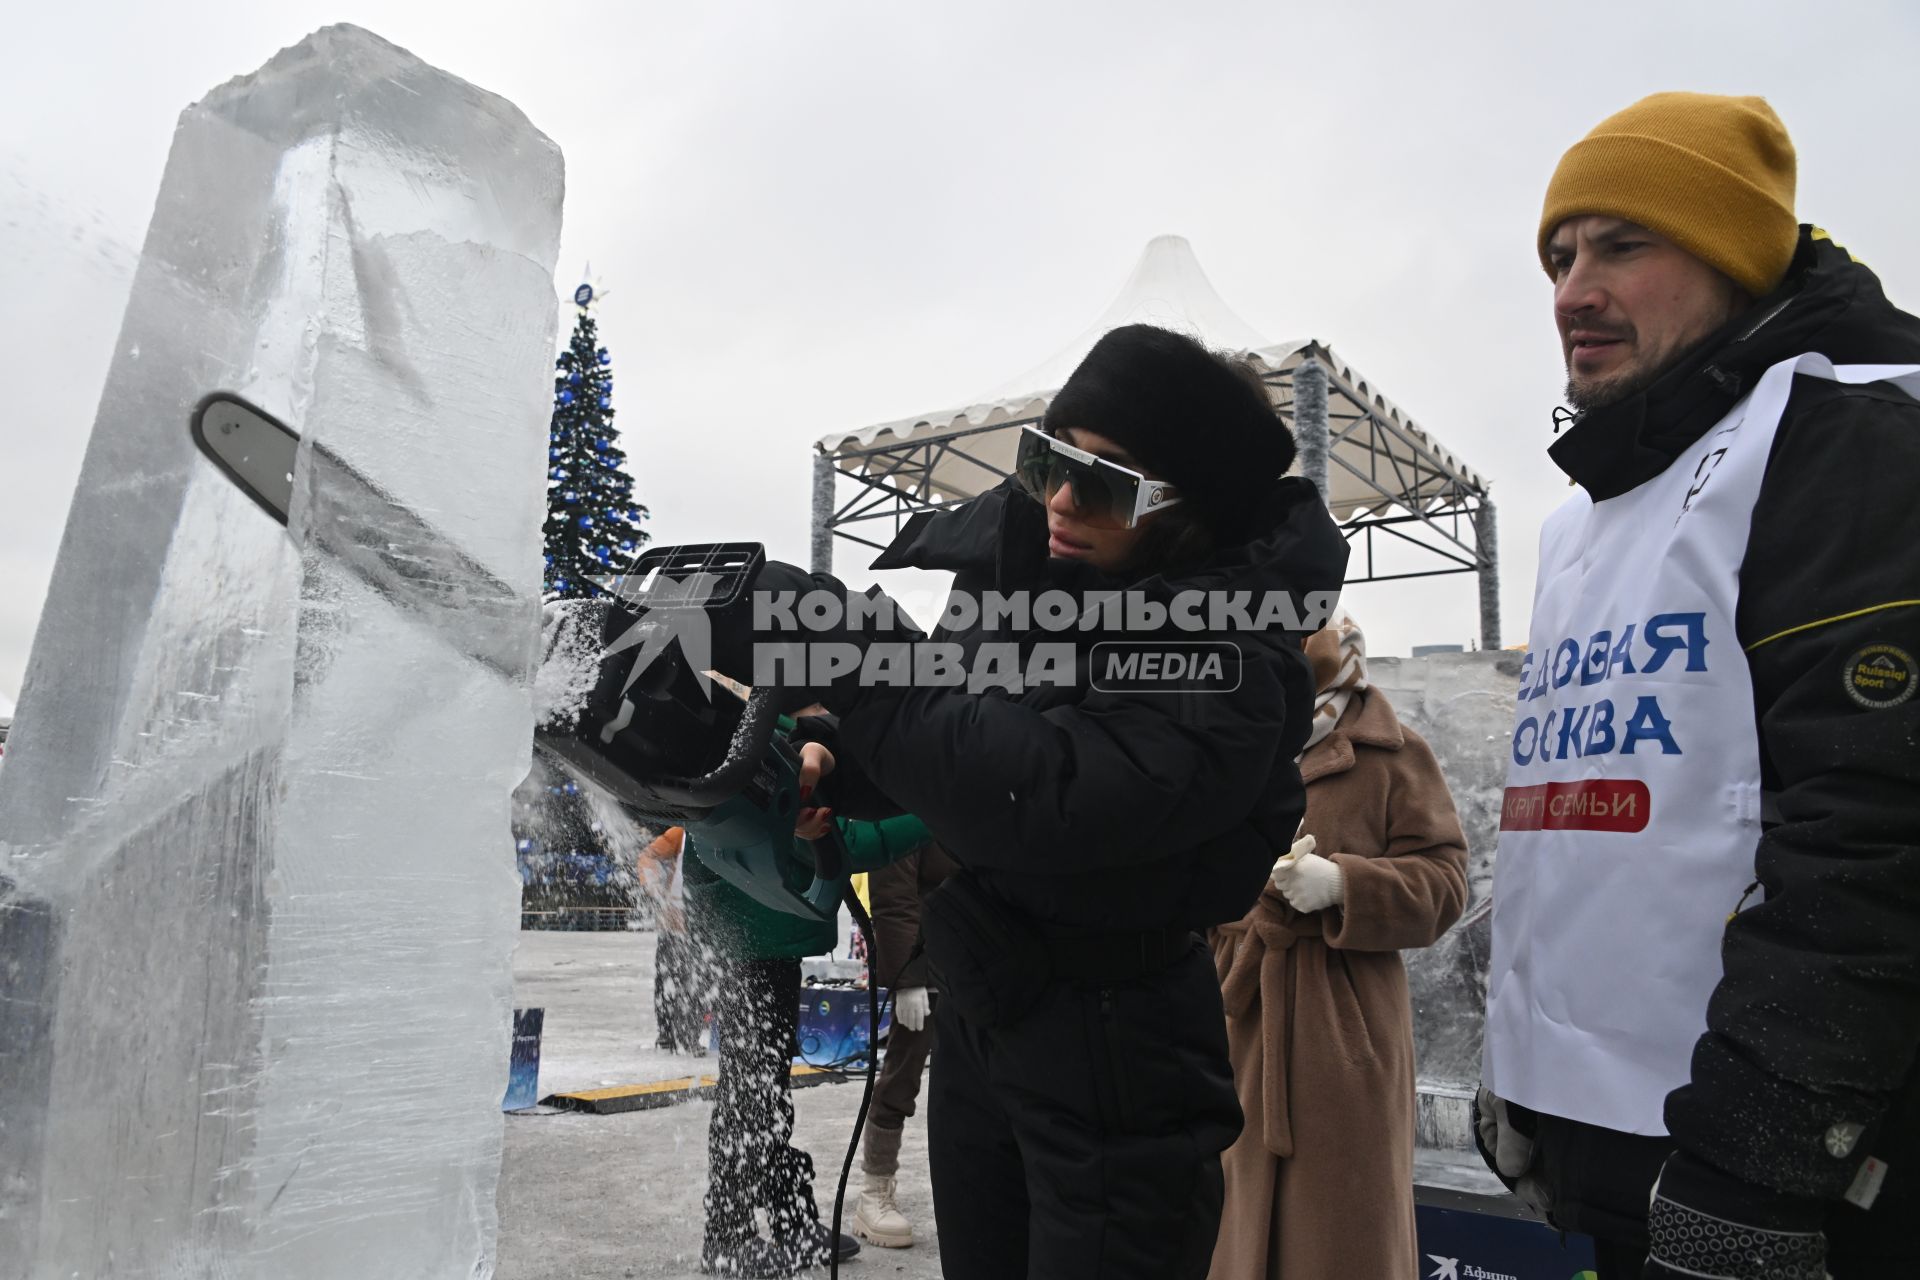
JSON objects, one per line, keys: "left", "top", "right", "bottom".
{"left": 1269, "top": 832, "right": 1317, "bottom": 881}
{"left": 1270, "top": 833, "right": 1346, "bottom": 913}
{"left": 893, "top": 986, "right": 930, "bottom": 1032}
{"left": 794, "top": 741, "right": 836, "bottom": 840}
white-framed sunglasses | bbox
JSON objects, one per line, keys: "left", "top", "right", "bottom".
{"left": 1014, "top": 426, "right": 1183, "bottom": 529}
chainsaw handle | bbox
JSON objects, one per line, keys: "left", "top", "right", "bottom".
{"left": 808, "top": 806, "right": 849, "bottom": 881}
{"left": 767, "top": 733, "right": 848, "bottom": 880}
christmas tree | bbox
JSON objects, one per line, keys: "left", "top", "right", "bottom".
{"left": 543, "top": 280, "right": 650, "bottom": 599}
{"left": 518, "top": 279, "right": 650, "bottom": 927}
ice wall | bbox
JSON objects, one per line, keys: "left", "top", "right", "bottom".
{"left": 0, "top": 27, "right": 562, "bottom": 1278}
{"left": 1369, "top": 652, "right": 1523, "bottom": 1164}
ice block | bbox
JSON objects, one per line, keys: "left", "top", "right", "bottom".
{"left": 0, "top": 25, "right": 562, "bottom": 1278}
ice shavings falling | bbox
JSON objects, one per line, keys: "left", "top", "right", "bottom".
{"left": 534, "top": 599, "right": 606, "bottom": 730}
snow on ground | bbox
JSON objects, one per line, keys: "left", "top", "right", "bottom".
{"left": 497, "top": 929, "right": 944, "bottom": 1280}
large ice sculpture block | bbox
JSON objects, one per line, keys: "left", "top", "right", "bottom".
{"left": 1369, "top": 651, "right": 1523, "bottom": 1193}
{"left": 0, "top": 26, "right": 562, "bottom": 1278}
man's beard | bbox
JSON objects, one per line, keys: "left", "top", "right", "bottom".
{"left": 1566, "top": 352, "right": 1667, "bottom": 412}
{"left": 1563, "top": 307, "right": 1743, "bottom": 412}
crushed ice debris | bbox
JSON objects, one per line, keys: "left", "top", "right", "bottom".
{"left": 534, "top": 600, "right": 603, "bottom": 728}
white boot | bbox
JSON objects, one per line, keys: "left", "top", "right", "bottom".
{"left": 852, "top": 1173, "right": 913, "bottom": 1248}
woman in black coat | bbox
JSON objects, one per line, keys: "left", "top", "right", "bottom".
{"left": 772, "top": 325, "right": 1348, "bottom": 1280}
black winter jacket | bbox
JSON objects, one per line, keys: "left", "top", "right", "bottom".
{"left": 1549, "top": 228, "right": 1920, "bottom": 1203}
{"left": 809, "top": 474, "right": 1349, "bottom": 934}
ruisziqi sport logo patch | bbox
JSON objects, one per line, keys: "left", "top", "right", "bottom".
{"left": 1843, "top": 643, "right": 1916, "bottom": 709}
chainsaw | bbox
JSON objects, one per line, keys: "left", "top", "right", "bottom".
{"left": 531, "top": 540, "right": 855, "bottom": 922}
{"left": 188, "top": 392, "right": 855, "bottom": 922}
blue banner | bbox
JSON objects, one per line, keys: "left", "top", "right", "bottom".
{"left": 1414, "top": 1204, "right": 1596, "bottom": 1280}
{"left": 502, "top": 1007, "right": 545, "bottom": 1111}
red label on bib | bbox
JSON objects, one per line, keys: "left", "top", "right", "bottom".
{"left": 1500, "top": 780, "right": 1651, "bottom": 833}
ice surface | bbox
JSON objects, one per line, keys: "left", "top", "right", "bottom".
{"left": 0, "top": 25, "right": 562, "bottom": 1279}
{"left": 1370, "top": 651, "right": 1523, "bottom": 1164}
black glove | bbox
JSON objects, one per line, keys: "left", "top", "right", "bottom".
{"left": 1645, "top": 1150, "right": 1827, "bottom": 1280}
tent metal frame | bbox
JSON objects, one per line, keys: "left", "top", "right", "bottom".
{"left": 813, "top": 342, "right": 1501, "bottom": 645}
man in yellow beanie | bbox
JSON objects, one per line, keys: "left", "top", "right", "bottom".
{"left": 1477, "top": 92, "right": 1920, "bottom": 1280}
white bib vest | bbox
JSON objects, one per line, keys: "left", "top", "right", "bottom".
{"left": 1484, "top": 353, "right": 1920, "bottom": 1135}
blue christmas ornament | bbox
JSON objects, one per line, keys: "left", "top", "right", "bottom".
{"left": 549, "top": 447, "right": 561, "bottom": 460}
{"left": 597, "top": 348, "right": 610, "bottom": 365}
{"left": 620, "top": 539, "right": 635, "bottom": 551}
{"left": 516, "top": 838, "right": 534, "bottom": 854}
{"left": 565, "top": 781, "right": 580, "bottom": 796}
{"left": 578, "top": 515, "right": 594, "bottom": 529}
{"left": 598, "top": 394, "right": 611, "bottom": 409}
{"left": 558, "top": 389, "right": 574, "bottom": 406}
{"left": 568, "top": 371, "right": 582, "bottom": 386}
{"left": 563, "top": 489, "right": 576, "bottom": 502}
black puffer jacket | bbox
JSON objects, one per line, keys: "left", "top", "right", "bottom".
{"left": 1550, "top": 228, "right": 1920, "bottom": 1203}
{"left": 810, "top": 474, "right": 1349, "bottom": 933}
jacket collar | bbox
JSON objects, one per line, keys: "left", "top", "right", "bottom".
{"left": 1546, "top": 227, "right": 1920, "bottom": 501}
{"left": 1300, "top": 688, "right": 1403, "bottom": 783}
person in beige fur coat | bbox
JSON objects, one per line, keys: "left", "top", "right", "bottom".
{"left": 1208, "top": 616, "right": 1469, "bottom": 1280}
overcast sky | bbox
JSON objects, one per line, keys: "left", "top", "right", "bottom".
{"left": 4, "top": 0, "right": 1918, "bottom": 711}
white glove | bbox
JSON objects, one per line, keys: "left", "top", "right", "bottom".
{"left": 1269, "top": 835, "right": 1344, "bottom": 913}
{"left": 1271, "top": 831, "right": 1316, "bottom": 872}
{"left": 1473, "top": 1087, "right": 1555, "bottom": 1222}
{"left": 893, "top": 986, "right": 929, "bottom": 1032}
{"left": 1474, "top": 1087, "right": 1535, "bottom": 1181}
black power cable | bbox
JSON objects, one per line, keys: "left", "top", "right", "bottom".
{"left": 829, "top": 884, "right": 888, "bottom": 1280}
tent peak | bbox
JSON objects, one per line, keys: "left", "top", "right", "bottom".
{"left": 977, "top": 235, "right": 1272, "bottom": 401}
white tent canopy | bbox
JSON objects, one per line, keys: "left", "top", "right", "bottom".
{"left": 818, "top": 235, "right": 1487, "bottom": 520}
{"left": 813, "top": 236, "right": 1499, "bottom": 640}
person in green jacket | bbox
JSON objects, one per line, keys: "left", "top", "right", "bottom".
{"left": 689, "top": 810, "right": 929, "bottom": 1279}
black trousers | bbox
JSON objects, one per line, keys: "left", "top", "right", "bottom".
{"left": 653, "top": 930, "right": 712, "bottom": 1052}
{"left": 704, "top": 956, "right": 820, "bottom": 1244}
{"left": 927, "top": 943, "right": 1242, "bottom": 1280}
{"left": 1534, "top": 1112, "right": 1920, "bottom": 1279}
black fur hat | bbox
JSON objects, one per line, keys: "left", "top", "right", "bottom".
{"left": 1043, "top": 324, "right": 1296, "bottom": 537}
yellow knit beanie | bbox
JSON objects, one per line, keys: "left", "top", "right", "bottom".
{"left": 1539, "top": 92, "right": 1798, "bottom": 298}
